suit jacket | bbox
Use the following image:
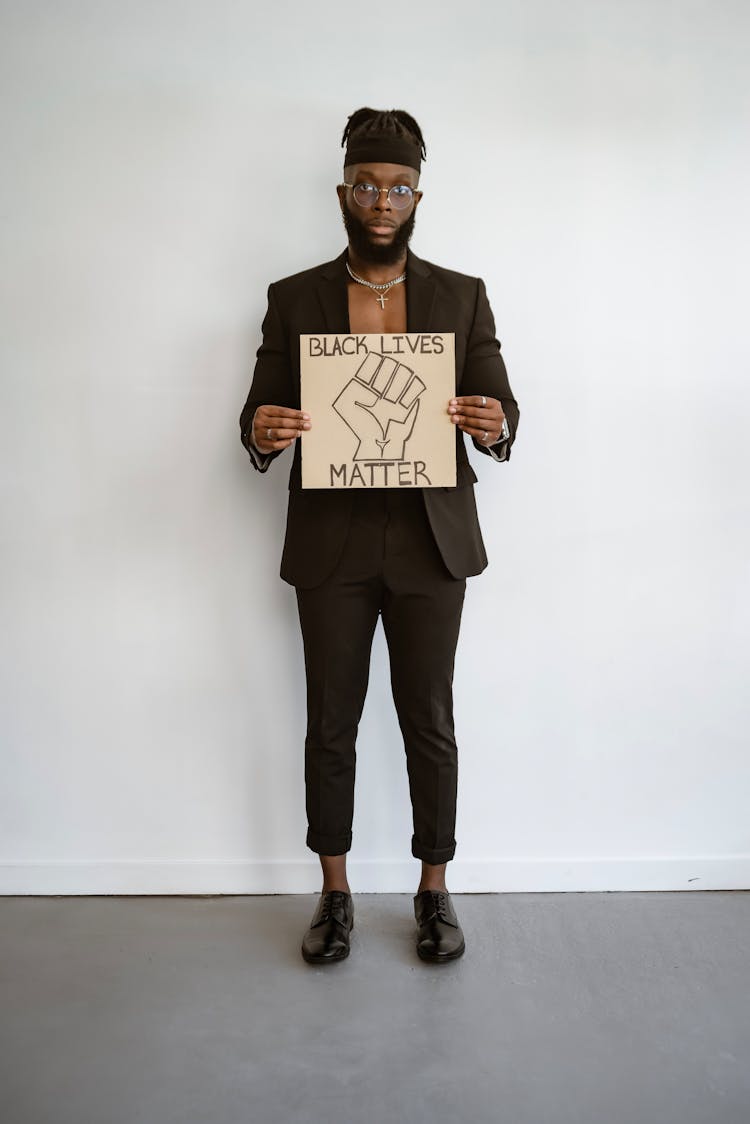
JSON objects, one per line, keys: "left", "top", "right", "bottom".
{"left": 239, "top": 247, "right": 520, "bottom": 588}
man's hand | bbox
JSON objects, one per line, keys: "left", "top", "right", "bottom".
{"left": 253, "top": 405, "right": 311, "bottom": 453}
{"left": 448, "top": 395, "right": 505, "bottom": 444}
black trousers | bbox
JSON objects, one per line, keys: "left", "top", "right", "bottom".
{"left": 295, "top": 487, "right": 467, "bottom": 864}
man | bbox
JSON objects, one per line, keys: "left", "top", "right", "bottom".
{"left": 239, "top": 107, "right": 519, "bottom": 965}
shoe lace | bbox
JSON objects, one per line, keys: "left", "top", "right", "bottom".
{"left": 319, "top": 890, "right": 347, "bottom": 923}
{"left": 432, "top": 890, "right": 449, "bottom": 920}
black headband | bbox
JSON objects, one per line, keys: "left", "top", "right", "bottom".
{"left": 344, "top": 133, "right": 422, "bottom": 172}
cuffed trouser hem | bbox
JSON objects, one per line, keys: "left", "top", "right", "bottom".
{"left": 411, "top": 835, "right": 456, "bottom": 864}
{"left": 307, "top": 828, "right": 352, "bottom": 856}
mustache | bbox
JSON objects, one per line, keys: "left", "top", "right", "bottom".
{"left": 342, "top": 205, "right": 416, "bottom": 265}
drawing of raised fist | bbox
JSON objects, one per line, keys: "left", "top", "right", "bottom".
{"left": 332, "top": 351, "right": 426, "bottom": 461}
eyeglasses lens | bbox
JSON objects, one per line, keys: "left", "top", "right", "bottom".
{"left": 387, "top": 186, "right": 413, "bottom": 209}
{"left": 352, "top": 184, "right": 378, "bottom": 207}
{"left": 352, "top": 184, "right": 413, "bottom": 210}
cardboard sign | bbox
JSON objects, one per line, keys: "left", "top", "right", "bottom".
{"left": 300, "top": 333, "right": 456, "bottom": 489}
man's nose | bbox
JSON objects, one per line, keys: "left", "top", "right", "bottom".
{"left": 373, "top": 188, "right": 392, "bottom": 211}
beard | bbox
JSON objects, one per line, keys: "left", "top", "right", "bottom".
{"left": 342, "top": 203, "right": 416, "bottom": 266}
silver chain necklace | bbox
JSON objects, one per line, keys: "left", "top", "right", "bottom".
{"left": 346, "top": 260, "right": 406, "bottom": 310}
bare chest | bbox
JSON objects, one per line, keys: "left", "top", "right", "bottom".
{"left": 347, "top": 280, "right": 407, "bottom": 334}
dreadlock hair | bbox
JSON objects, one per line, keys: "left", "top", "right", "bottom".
{"left": 341, "top": 107, "right": 427, "bottom": 162}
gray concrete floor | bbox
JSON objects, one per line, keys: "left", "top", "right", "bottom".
{"left": 1, "top": 892, "right": 749, "bottom": 1124}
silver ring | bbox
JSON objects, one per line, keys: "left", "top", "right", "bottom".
{"left": 267, "top": 428, "right": 273, "bottom": 440}
{"left": 482, "top": 431, "right": 489, "bottom": 442}
{"left": 480, "top": 395, "right": 487, "bottom": 408}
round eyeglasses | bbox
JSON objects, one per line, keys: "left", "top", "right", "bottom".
{"left": 342, "top": 181, "right": 417, "bottom": 210}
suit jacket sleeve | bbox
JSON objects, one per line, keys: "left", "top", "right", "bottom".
{"left": 239, "top": 283, "right": 295, "bottom": 473}
{"left": 460, "top": 277, "right": 520, "bottom": 461}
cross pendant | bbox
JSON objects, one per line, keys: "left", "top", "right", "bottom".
{"left": 375, "top": 292, "right": 388, "bottom": 309}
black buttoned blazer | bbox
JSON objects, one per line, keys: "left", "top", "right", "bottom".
{"left": 239, "top": 247, "right": 520, "bottom": 589}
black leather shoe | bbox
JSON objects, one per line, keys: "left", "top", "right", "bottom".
{"left": 301, "top": 890, "right": 354, "bottom": 964}
{"left": 414, "top": 889, "right": 466, "bottom": 962}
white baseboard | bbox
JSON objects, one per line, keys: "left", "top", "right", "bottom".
{"left": 1, "top": 855, "right": 748, "bottom": 895}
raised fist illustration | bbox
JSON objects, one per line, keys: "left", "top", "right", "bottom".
{"left": 332, "top": 351, "right": 426, "bottom": 461}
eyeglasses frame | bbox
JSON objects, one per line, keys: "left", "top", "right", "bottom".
{"left": 341, "top": 181, "right": 422, "bottom": 210}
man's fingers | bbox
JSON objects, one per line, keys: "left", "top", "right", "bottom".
{"left": 258, "top": 406, "right": 310, "bottom": 421}
{"left": 254, "top": 404, "right": 311, "bottom": 452}
{"left": 255, "top": 435, "right": 298, "bottom": 452}
{"left": 454, "top": 421, "right": 500, "bottom": 441}
{"left": 451, "top": 395, "right": 496, "bottom": 408}
{"left": 262, "top": 425, "right": 304, "bottom": 440}
{"left": 448, "top": 396, "right": 504, "bottom": 426}
{"left": 258, "top": 414, "right": 310, "bottom": 429}
{"left": 450, "top": 405, "right": 502, "bottom": 421}
{"left": 256, "top": 406, "right": 310, "bottom": 429}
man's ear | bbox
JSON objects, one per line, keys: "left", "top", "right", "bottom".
{"left": 336, "top": 184, "right": 346, "bottom": 211}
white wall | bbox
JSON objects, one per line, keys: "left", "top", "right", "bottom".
{"left": 1, "top": 0, "right": 748, "bottom": 893}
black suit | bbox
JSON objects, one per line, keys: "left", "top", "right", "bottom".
{"left": 239, "top": 247, "right": 519, "bottom": 588}
{"left": 239, "top": 247, "right": 519, "bottom": 863}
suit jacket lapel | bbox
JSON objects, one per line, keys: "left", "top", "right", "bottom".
{"left": 315, "top": 250, "right": 350, "bottom": 334}
{"left": 406, "top": 248, "right": 437, "bottom": 332}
